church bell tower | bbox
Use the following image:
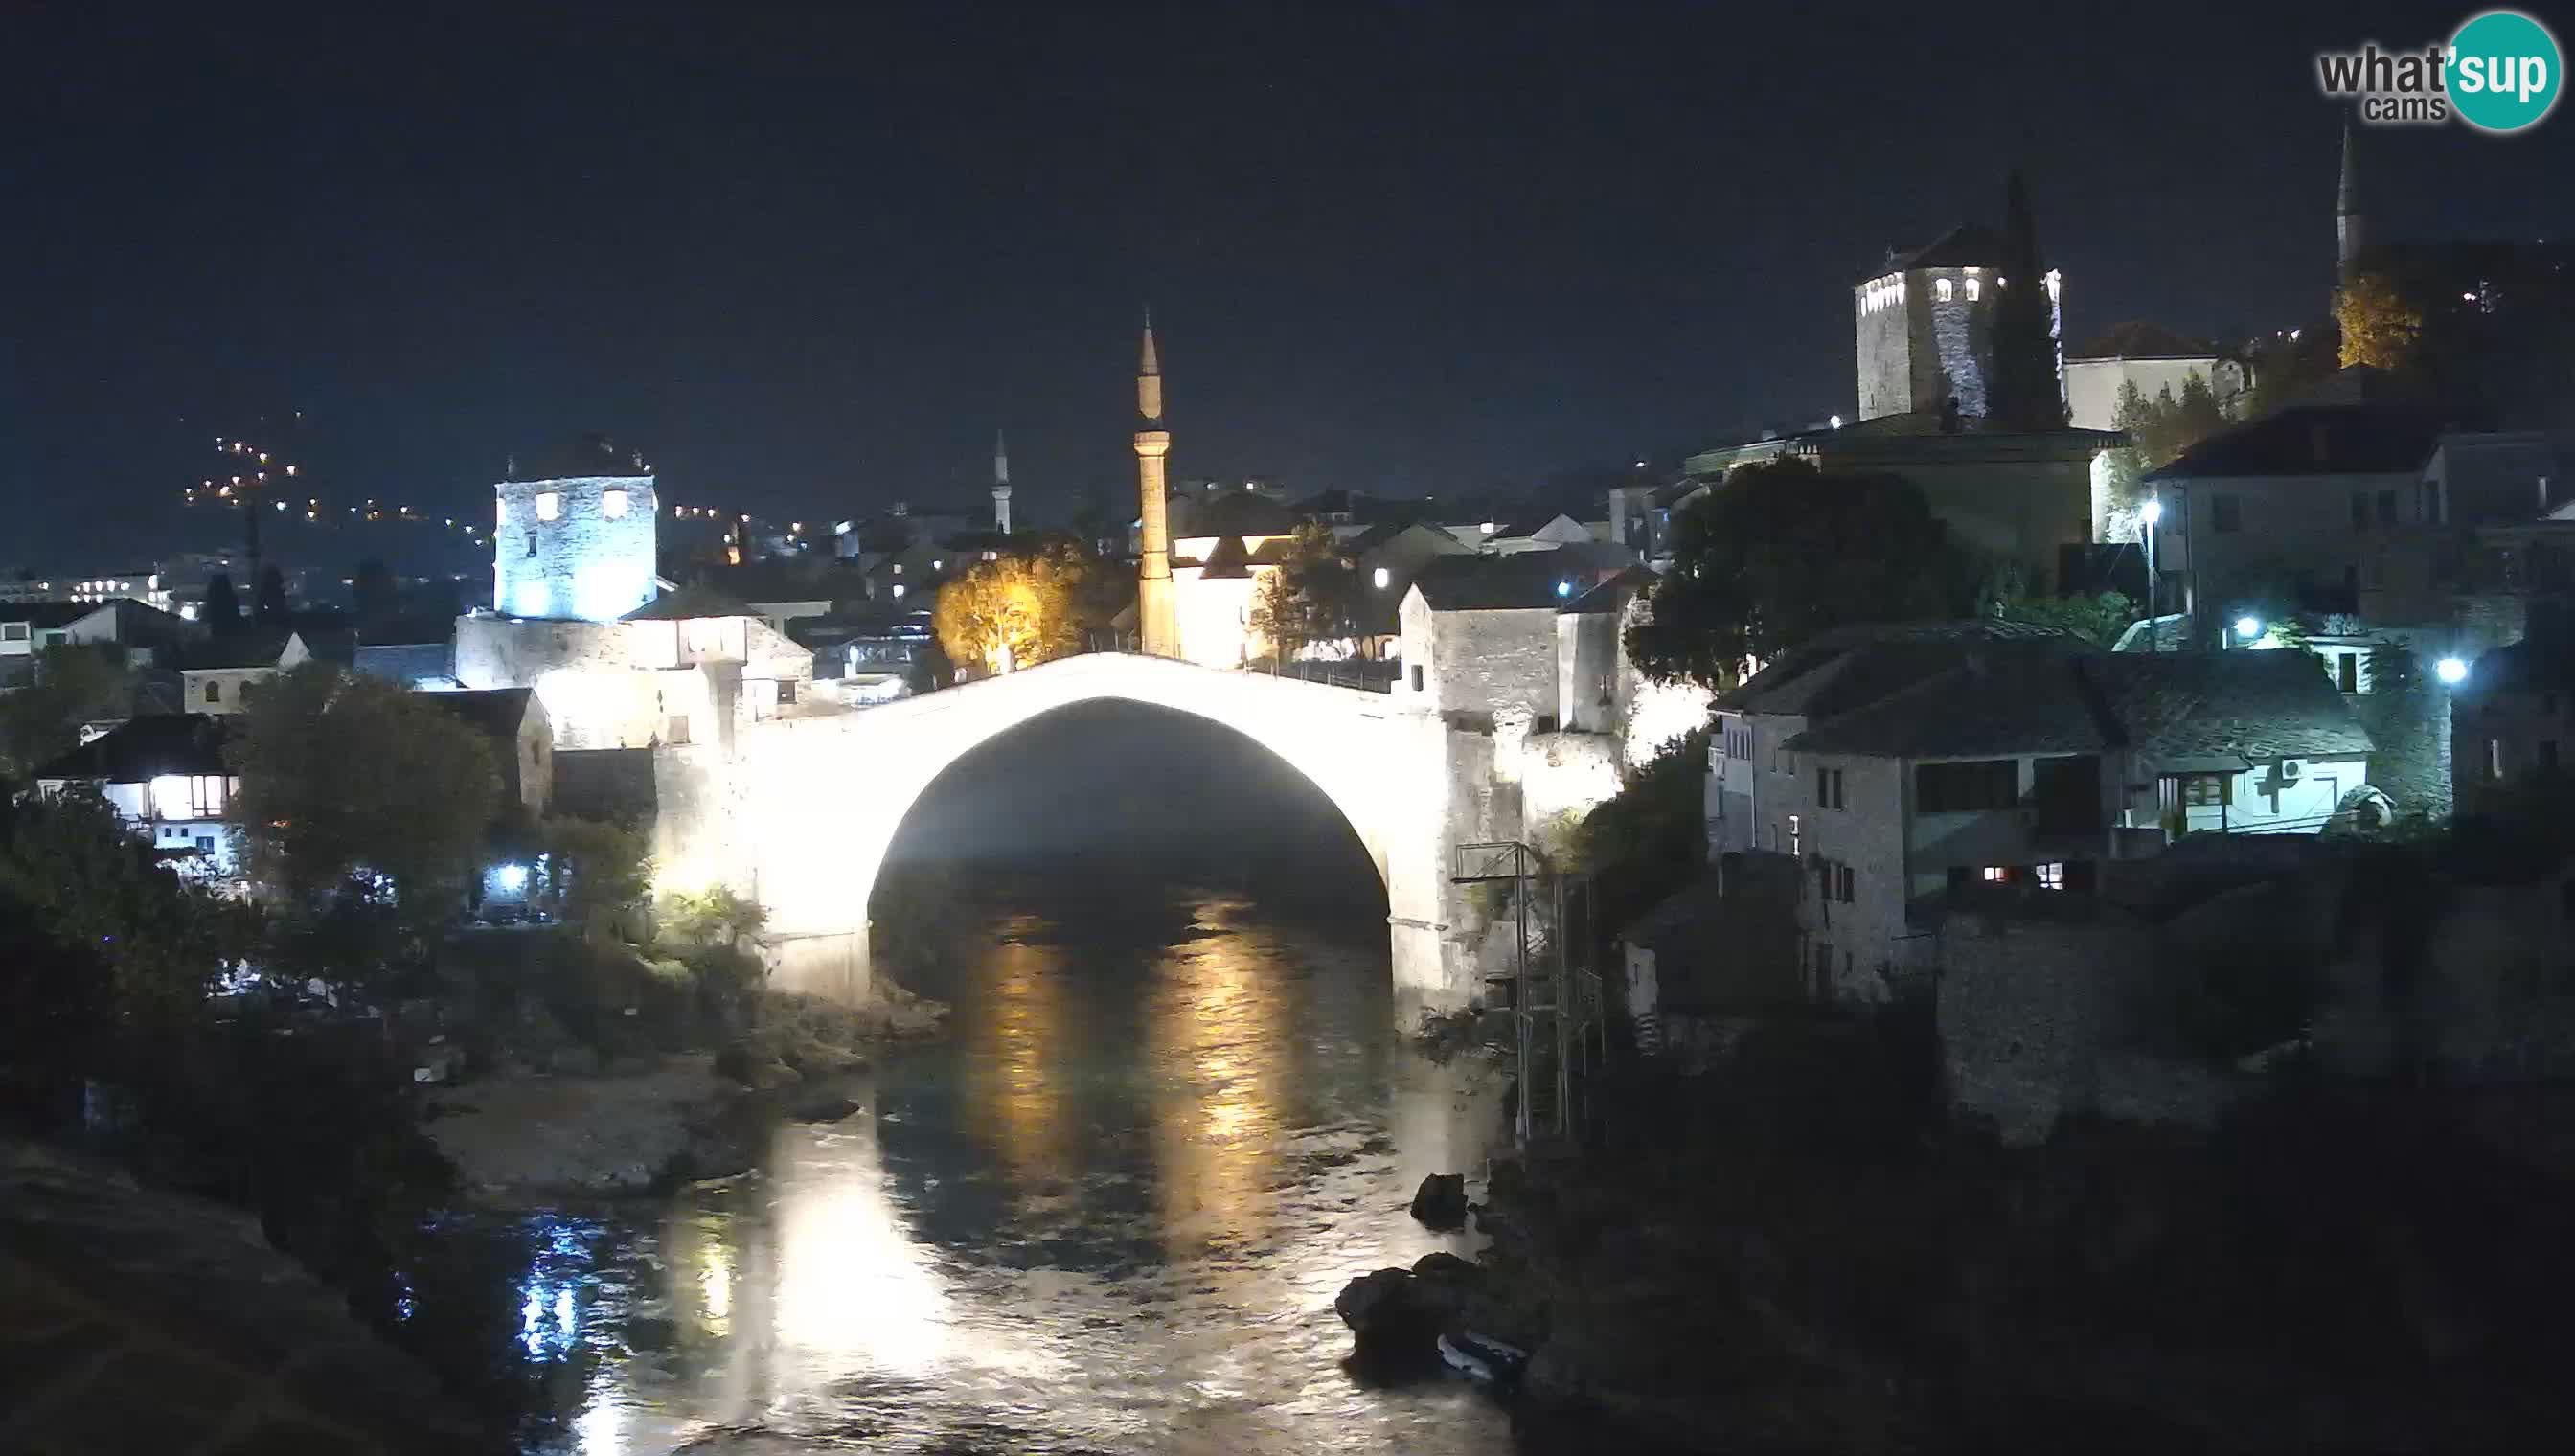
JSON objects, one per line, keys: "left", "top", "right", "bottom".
{"left": 1133, "top": 313, "right": 1177, "bottom": 657}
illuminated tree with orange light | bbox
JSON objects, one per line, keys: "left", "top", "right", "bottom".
{"left": 930, "top": 543, "right": 1095, "bottom": 680}
{"left": 2336, "top": 271, "right": 2423, "bottom": 371}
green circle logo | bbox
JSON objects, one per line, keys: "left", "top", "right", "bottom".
{"left": 2449, "top": 10, "right": 2562, "bottom": 132}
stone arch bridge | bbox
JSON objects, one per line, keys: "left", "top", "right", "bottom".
{"left": 653, "top": 652, "right": 1627, "bottom": 1023}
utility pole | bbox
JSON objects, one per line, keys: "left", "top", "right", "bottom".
{"left": 185, "top": 429, "right": 305, "bottom": 616}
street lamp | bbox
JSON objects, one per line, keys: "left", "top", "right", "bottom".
{"left": 2235, "top": 615, "right": 2263, "bottom": 643}
{"left": 2435, "top": 656, "right": 2469, "bottom": 686}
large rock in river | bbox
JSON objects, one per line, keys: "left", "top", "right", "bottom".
{"left": 1409, "top": 1172, "right": 1468, "bottom": 1230}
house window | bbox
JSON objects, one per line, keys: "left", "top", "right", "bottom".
{"left": 2036, "top": 862, "right": 2065, "bottom": 890}
{"left": 2377, "top": 489, "right": 2398, "bottom": 526}
{"left": 1836, "top": 864, "right": 1855, "bottom": 902}
{"left": 603, "top": 489, "right": 629, "bottom": 519}
{"left": 1914, "top": 759, "right": 2018, "bottom": 812}
{"left": 1788, "top": 813, "right": 1802, "bottom": 860}
{"left": 2212, "top": 495, "right": 2242, "bottom": 534}
{"left": 526, "top": 535, "right": 538, "bottom": 557}
{"left": 536, "top": 491, "right": 562, "bottom": 521}
{"left": 1813, "top": 941, "right": 1834, "bottom": 984}
{"left": 195, "top": 835, "right": 216, "bottom": 853}
{"left": 1, "top": 623, "right": 25, "bottom": 642}
{"left": 777, "top": 679, "right": 797, "bottom": 706}
{"left": 1409, "top": 665, "right": 1425, "bottom": 692}
{"left": 2337, "top": 652, "right": 2359, "bottom": 694}
{"left": 204, "top": 680, "right": 221, "bottom": 704}
{"left": 1964, "top": 277, "right": 1982, "bottom": 301}
{"left": 1935, "top": 278, "right": 1954, "bottom": 302}
{"left": 668, "top": 715, "right": 691, "bottom": 746}
{"left": 1982, "top": 866, "right": 2010, "bottom": 883}
{"left": 1815, "top": 767, "right": 1844, "bottom": 808}
{"left": 2181, "top": 774, "right": 2233, "bottom": 807}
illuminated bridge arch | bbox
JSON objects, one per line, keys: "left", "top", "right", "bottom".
{"left": 688, "top": 653, "right": 1466, "bottom": 1019}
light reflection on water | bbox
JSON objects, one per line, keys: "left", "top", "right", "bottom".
{"left": 508, "top": 888, "right": 1511, "bottom": 1454}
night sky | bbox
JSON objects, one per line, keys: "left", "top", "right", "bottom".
{"left": 7, "top": 1, "right": 2570, "bottom": 566}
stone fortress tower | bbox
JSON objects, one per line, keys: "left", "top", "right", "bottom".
{"left": 1853, "top": 217, "right": 2062, "bottom": 421}
{"left": 1133, "top": 313, "right": 1178, "bottom": 657}
{"left": 991, "top": 429, "right": 1013, "bottom": 535}
{"left": 492, "top": 432, "right": 659, "bottom": 623}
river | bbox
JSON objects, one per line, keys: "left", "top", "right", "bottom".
{"left": 410, "top": 873, "right": 1519, "bottom": 1454}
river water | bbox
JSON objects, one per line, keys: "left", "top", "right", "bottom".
{"left": 429, "top": 876, "right": 1518, "bottom": 1455}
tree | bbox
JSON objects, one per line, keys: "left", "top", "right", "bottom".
{"left": 2113, "top": 374, "right": 2229, "bottom": 471}
{"left": 1987, "top": 170, "right": 2067, "bottom": 432}
{"left": 2336, "top": 271, "right": 2423, "bottom": 371}
{"left": 1248, "top": 523, "right": 1366, "bottom": 664}
{"left": 351, "top": 557, "right": 399, "bottom": 626}
{"left": 0, "top": 786, "right": 259, "bottom": 1030}
{"left": 201, "top": 572, "right": 242, "bottom": 633}
{"left": 1626, "top": 460, "right": 1971, "bottom": 690}
{"left": 1567, "top": 731, "right": 1709, "bottom": 937}
{"left": 931, "top": 541, "right": 1097, "bottom": 678}
{"left": 541, "top": 816, "right": 654, "bottom": 930}
{"left": 1978, "top": 566, "right": 2136, "bottom": 648}
{"left": 661, "top": 885, "right": 766, "bottom": 949}
{"left": 254, "top": 564, "right": 288, "bottom": 625}
{"left": 227, "top": 663, "right": 499, "bottom": 915}
{"left": 0, "top": 644, "right": 139, "bottom": 779}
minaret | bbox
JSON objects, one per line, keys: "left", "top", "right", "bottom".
{"left": 1132, "top": 312, "right": 1177, "bottom": 657}
{"left": 2336, "top": 121, "right": 2365, "bottom": 286}
{"left": 991, "top": 428, "right": 1013, "bottom": 535}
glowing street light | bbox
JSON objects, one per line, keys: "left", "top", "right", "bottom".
{"left": 2436, "top": 656, "right": 2469, "bottom": 686}
{"left": 2235, "top": 616, "right": 2263, "bottom": 641}
{"left": 2140, "top": 497, "right": 2164, "bottom": 652}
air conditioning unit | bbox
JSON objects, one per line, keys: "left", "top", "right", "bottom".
{"left": 2279, "top": 760, "right": 2302, "bottom": 782}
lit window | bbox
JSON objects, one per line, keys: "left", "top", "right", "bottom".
{"left": 602, "top": 489, "right": 628, "bottom": 519}
{"left": 536, "top": 491, "right": 561, "bottom": 521}
{"left": 2036, "top": 862, "right": 2065, "bottom": 890}
{"left": 1935, "top": 278, "right": 1954, "bottom": 302}
{"left": 933, "top": 559, "right": 943, "bottom": 570}
{"left": 892, "top": 583, "right": 906, "bottom": 600}
{"left": 1964, "top": 277, "right": 1981, "bottom": 301}
{"left": 1981, "top": 866, "right": 2008, "bottom": 883}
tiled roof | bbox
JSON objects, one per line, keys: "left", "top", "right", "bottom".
{"left": 1561, "top": 566, "right": 1660, "bottom": 615}
{"left": 0, "top": 602, "right": 97, "bottom": 629}
{"left": 1717, "top": 621, "right": 2086, "bottom": 716}
{"left": 2145, "top": 403, "right": 2448, "bottom": 481}
{"left": 2067, "top": 321, "right": 2220, "bottom": 361}
{"left": 176, "top": 631, "right": 300, "bottom": 671}
{"left": 1875, "top": 222, "right": 2012, "bottom": 276}
{"left": 1407, "top": 553, "right": 1577, "bottom": 611}
{"left": 1772, "top": 642, "right": 2372, "bottom": 763}
{"left": 621, "top": 586, "right": 757, "bottom": 622}
{"left": 417, "top": 687, "right": 536, "bottom": 744}
{"left": 34, "top": 714, "right": 232, "bottom": 783}
{"left": 1196, "top": 535, "right": 1256, "bottom": 580}
{"left": 1783, "top": 645, "right": 2117, "bottom": 757}
{"left": 2088, "top": 651, "right": 2374, "bottom": 760}
{"left": 2464, "top": 637, "right": 2575, "bottom": 694}
{"left": 353, "top": 641, "right": 456, "bottom": 686}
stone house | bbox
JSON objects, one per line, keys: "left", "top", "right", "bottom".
{"left": 454, "top": 587, "right": 816, "bottom": 753}
{"left": 2060, "top": 321, "right": 2248, "bottom": 433}
{"left": 33, "top": 714, "right": 243, "bottom": 878}
{"left": 416, "top": 687, "right": 553, "bottom": 820}
{"left": 1396, "top": 555, "right": 1587, "bottom": 722}
{"left": 1713, "top": 626, "right": 2373, "bottom": 1002}
{"left": 176, "top": 631, "right": 326, "bottom": 714}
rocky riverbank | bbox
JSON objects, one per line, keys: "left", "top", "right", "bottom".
{"left": 1438, "top": 1025, "right": 2575, "bottom": 1453}
{"left": 426, "top": 986, "right": 950, "bottom": 1202}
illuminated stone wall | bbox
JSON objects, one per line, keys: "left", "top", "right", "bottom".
{"left": 492, "top": 473, "right": 658, "bottom": 623}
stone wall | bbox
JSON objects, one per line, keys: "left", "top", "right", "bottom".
{"left": 1855, "top": 281, "right": 1911, "bottom": 418}
{"left": 1426, "top": 606, "right": 1560, "bottom": 723}
{"left": 492, "top": 472, "right": 657, "bottom": 623}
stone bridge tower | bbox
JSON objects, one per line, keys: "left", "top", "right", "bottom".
{"left": 1133, "top": 314, "right": 1178, "bottom": 656}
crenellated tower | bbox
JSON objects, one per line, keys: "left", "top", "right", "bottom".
{"left": 1133, "top": 313, "right": 1177, "bottom": 656}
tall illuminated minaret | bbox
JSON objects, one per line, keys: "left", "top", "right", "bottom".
{"left": 1133, "top": 312, "right": 1177, "bottom": 657}
{"left": 2336, "top": 121, "right": 2365, "bottom": 287}
{"left": 991, "top": 428, "right": 1013, "bottom": 535}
